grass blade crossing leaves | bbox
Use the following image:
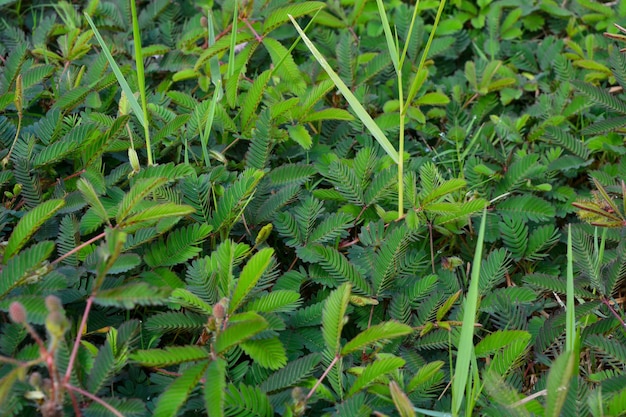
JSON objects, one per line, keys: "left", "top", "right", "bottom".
{"left": 452, "top": 208, "right": 487, "bottom": 416}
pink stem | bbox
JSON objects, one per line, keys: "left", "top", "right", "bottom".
{"left": 65, "top": 384, "right": 124, "bottom": 417}
{"left": 63, "top": 295, "right": 94, "bottom": 384}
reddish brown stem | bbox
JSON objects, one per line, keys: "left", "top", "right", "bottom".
{"left": 305, "top": 354, "right": 339, "bottom": 402}
{"left": 51, "top": 232, "right": 106, "bottom": 267}
{"left": 63, "top": 295, "right": 94, "bottom": 384}
{"left": 65, "top": 383, "right": 124, "bottom": 417}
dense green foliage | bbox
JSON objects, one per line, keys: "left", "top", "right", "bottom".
{"left": 1, "top": 0, "right": 626, "bottom": 416}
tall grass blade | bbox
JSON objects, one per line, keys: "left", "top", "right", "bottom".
{"left": 84, "top": 14, "right": 148, "bottom": 152}
{"left": 289, "top": 16, "right": 399, "bottom": 164}
{"left": 451, "top": 208, "right": 487, "bottom": 416}
{"left": 129, "top": 0, "right": 152, "bottom": 165}
{"left": 375, "top": 0, "right": 399, "bottom": 72}
{"left": 566, "top": 224, "right": 575, "bottom": 353}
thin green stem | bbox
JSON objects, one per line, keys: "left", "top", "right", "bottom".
{"left": 398, "top": 68, "right": 404, "bottom": 218}
{"left": 130, "top": 0, "right": 153, "bottom": 166}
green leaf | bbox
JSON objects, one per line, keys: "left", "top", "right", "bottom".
{"left": 241, "top": 70, "right": 271, "bottom": 132}
{"left": 322, "top": 283, "right": 351, "bottom": 355}
{"left": 170, "top": 288, "right": 213, "bottom": 315}
{"left": 93, "top": 283, "right": 171, "bottom": 309}
{"left": 0, "top": 367, "right": 24, "bottom": 407}
{"left": 347, "top": 355, "right": 406, "bottom": 396}
{"left": 342, "top": 321, "right": 413, "bottom": 355}
{"left": 116, "top": 177, "right": 169, "bottom": 223}
{"left": 214, "top": 314, "right": 268, "bottom": 354}
{"left": 87, "top": 339, "right": 115, "bottom": 394}
{"left": 475, "top": 330, "right": 531, "bottom": 357}
{"left": 131, "top": 346, "right": 209, "bottom": 367}
{"left": 120, "top": 203, "right": 196, "bottom": 227}
{"left": 545, "top": 350, "right": 575, "bottom": 417}
{"left": 240, "top": 337, "right": 287, "bottom": 370}
{"left": 230, "top": 248, "right": 274, "bottom": 312}
{"left": 0, "top": 241, "right": 55, "bottom": 298}
{"left": 414, "top": 92, "right": 450, "bottom": 106}
{"left": 263, "top": 2, "right": 325, "bottom": 35}
{"left": 4, "top": 198, "right": 64, "bottom": 261}
{"left": 224, "top": 384, "right": 273, "bottom": 417}
{"left": 287, "top": 124, "right": 313, "bottom": 150}
{"left": 300, "top": 108, "right": 354, "bottom": 122}
{"left": 497, "top": 195, "right": 556, "bottom": 222}
{"left": 243, "top": 290, "right": 301, "bottom": 313}
{"left": 77, "top": 178, "right": 109, "bottom": 224}
{"left": 205, "top": 358, "right": 227, "bottom": 417}
{"left": 260, "top": 353, "right": 321, "bottom": 393}
{"left": 144, "top": 224, "right": 212, "bottom": 268}
{"left": 389, "top": 380, "right": 416, "bottom": 417}
{"left": 153, "top": 361, "right": 208, "bottom": 417}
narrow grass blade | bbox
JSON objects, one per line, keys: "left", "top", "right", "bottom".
{"left": 451, "top": 208, "right": 487, "bottom": 416}
{"left": 130, "top": 0, "right": 152, "bottom": 165}
{"left": 84, "top": 13, "right": 145, "bottom": 129}
{"left": 566, "top": 224, "right": 575, "bottom": 353}
{"left": 375, "top": 0, "right": 399, "bottom": 73}
{"left": 289, "top": 16, "right": 399, "bottom": 164}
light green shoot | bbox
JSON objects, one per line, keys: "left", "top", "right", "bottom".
{"left": 566, "top": 224, "right": 575, "bottom": 353}
{"left": 129, "top": 0, "right": 153, "bottom": 166}
{"left": 451, "top": 208, "right": 487, "bottom": 416}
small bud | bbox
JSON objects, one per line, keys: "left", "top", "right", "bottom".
{"left": 29, "top": 372, "right": 42, "bottom": 388}
{"left": 200, "top": 16, "right": 208, "bottom": 27}
{"left": 45, "top": 311, "right": 69, "bottom": 340}
{"left": 255, "top": 223, "right": 273, "bottom": 246}
{"left": 118, "top": 91, "right": 130, "bottom": 116}
{"left": 206, "top": 316, "right": 216, "bottom": 331}
{"left": 9, "top": 302, "right": 27, "bottom": 323}
{"left": 14, "top": 74, "right": 23, "bottom": 115}
{"left": 128, "top": 148, "right": 141, "bottom": 173}
{"left": 213, "top": 302, "right": 225, "bottom": 320}
{"left": 45, "top": 295, "right": 63, "bottom": 313}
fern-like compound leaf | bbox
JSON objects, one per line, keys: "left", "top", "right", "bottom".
{"left": 497, "top": 195, "right": 555, "bottom": 222}
{"left": 347, "top": 355, "right": 405, "bottom": 397}
{"left": 0, "top": 241, "right": 55, "bottom": 299}
{"left": 224, "top": 383, "right": 273, "bottom": 417}
{"left": 342, "top": 321, "right": 413, "bottom": 355}
{"left": 93, "top": 282, "right": 171, "bottom": 309}
{"left": 572, "top": 79, "right": 626, "bottom": 115}
{"left": 544, "top": 125, "right": 590, "bottom": 159}
{"left": 240, "top": 336, "right": 287, "bottom": 370}
{"left": 262, "top": 2, "right": 325, "bottom": 35}
{"left": 214, "top": 313, "right": 268, "bottom": 354}
{"left": 499, "top": 217, "right": 528, "bottom": 261}
{"left": 131, "top": 345, "right": 209, "bottom": 367}
{"left": 260, "top": 352, "right": 321, "bottom": 394}
{"left": 321, "top": 283, "right": 351, "bottom": 355}
{"left": 153, "top": 361, "right": 208, "bottom": 417}
{"left": 230, "top": 248, "right": 274, "bottom": 312}
{"left": 87, "top": 339, "right": 115, "bottom": 394}
{"left": 299, "top": 244, "right": 370, "bottom": 295}
{"left": 4, "top": 198, "right": 64, "bottom": 261}
{"left": 144, "top": 311, "right": 206, "bottom": 334}
{"left": 144, "top": 224, "right": 212, "bottom": 268}
{"left": 244, "top": 290, "right": 301, "bottom": 313}
{"left": 205, "top": 358, "right": 227, "bottom": 417}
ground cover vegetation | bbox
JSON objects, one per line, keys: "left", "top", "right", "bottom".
{"left": 1, "top": 0, "right": 626, "bottom": 415}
